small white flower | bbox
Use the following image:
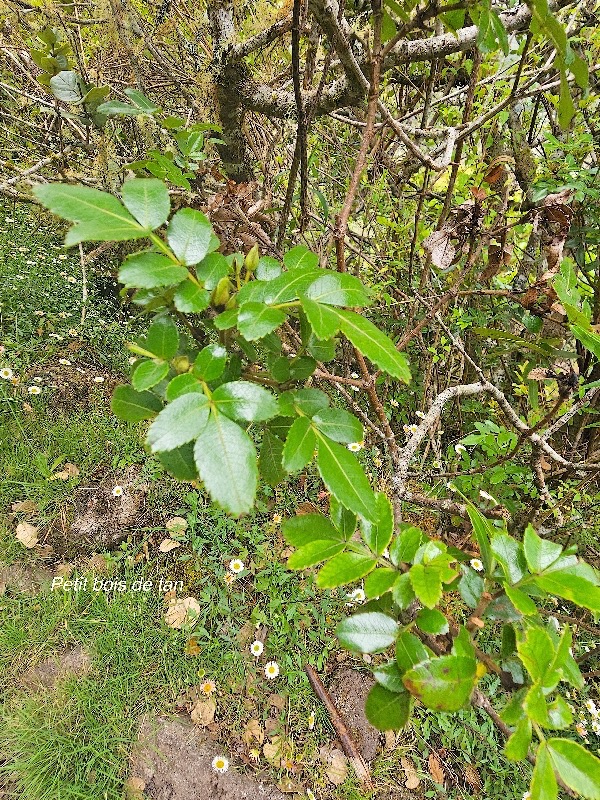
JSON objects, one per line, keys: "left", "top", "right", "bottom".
{"left": 211, "top": 755, "right": 229, "bottom": 773}
{"left": 58, "top": 254, "right": 68, "bottom": 261}
{"left": 265, "top": 661, "right": 279, "bottom": 680}
{"left": 66, "top": 276, "right": 77, "bottom": 284}
{"left": 58, "top": 359, "right": 71, "bottom": 366}
{"left": 128, "top": 356, "right": 137, "bottom": 365}
{"left": 347, "top": 442, "right": 363, "bottom": 452}
{"left": 416, "top": 410, "right": 426, "bottom": 419}
{"left": 308, "top": 709, "right": 315, "bottom": 730}
{"left": 575, "top": 722, "right": 588, "bottom": 739}
{"left": 470, "top": 558, "right": 484, "bottom": 572}
{"left": 0, "top": 367, "right": 13, "bottom": 380}
{"left": 33, "top": 377, "right": 43, "bottom": 383}
{"left": 347, "top": 588, "right": 366, "bottom": 603}
{"left": 403, "top": 424, "right": 418, "bottom": 435}
{"left": 432, "top": 459, "right": 442, "bottom": 469}
{"left": 250, "top": 640, "right": 264, "bottom": 657}
{"left": 93, "top": 376, "right": 105, "bottom": 383}
{"left": 27, "top": 386, "right": 42, "bottom": 395}
{"left": 272, "top": 514, "right": 282, "bottom": 525}
{"left": 33, "top": 310, "right": 45, "bottom": 316}
{"left": 201, "top": 679, "right": 216, "bottom": 695}
{"left": 446, "top": 482, "right": 457, "bottom": 492}
{"left": 591, "top": 719, "right": 600, "bottom": 734}
{"left": 350, "top": 385, "right": 359, "bottom": 392}
{"left": 585, "top": 699, "right": 597, "bottom": 715}
{"left": 455, "top": 444, "right": 467, "bottom": 454}
{"left": 350, "top": 372, "right": 359, "bottom": 379}
{"left": 112, "top": 486, "right": 124, "bottom": 497}
{"left": 389, "top": 398, "right": 399, "bottom": 408}
{"left": 229, "top": 558, "right": 244, "bottom": 574}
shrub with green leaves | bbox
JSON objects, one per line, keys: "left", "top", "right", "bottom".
{"left": 34, "top": 178, "right": 600, "bottom": 800}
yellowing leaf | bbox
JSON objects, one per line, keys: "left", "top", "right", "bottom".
{"left": 164, "top": 596, "right": 200, "bottom": 628}
{"left": 190, "top": 696, "right": 216, "bottom": 727}
{"left": 51, "top": 462, "right": 80, "bottom": 480}
{"left": 124, "top": 776, "right": 146, "bottom": 800}
{"left": 16, "top": 522, "right": 39, "bottom": 548}
{"left": 166, "top": 516, "right": 188, "bottom": 533}
{"left": 159, "top": 538, "right": 181, "bottom": 553}
{"left": 428, "top": 753, "right": 445, "bottom": 785}
{"left": 263, "top": 736, "right": 286, "bottom": 767}
{"left": 11, "top": 499, "right": 37, "bottom": 514}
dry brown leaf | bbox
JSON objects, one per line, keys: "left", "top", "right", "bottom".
{"left": 51, "top": 463, "right": 80, "bottom": 480}
{"left": 16, "top": 522, "right": 39, "bottom": 548}
{"left": 325, "top": 749, "right": 348, "bottom": 786}
{"left": 11, "top": 499, "right": 37, "bottom": 514}
{"left": 158, "top": 538, "right": 180, "bottom": 553}
{"left": 237, "top": 620, "right": 255, "bottom": 646}
{"left": 295, "top": 502, "right": 320, "bottom": 515}
{"left": 422, "top": 228, "right": 456, "bottom": 271}
{"left": 190, "top": 697, "right": 216, "bottom": 727}
{"left": 384, "top": 730, "right": 397, "bottom": 751}
{"left": 166, "top": 516, "right": 188, "bottom": 534}
{"left": 268, "top": 693, "right": 287, "bottom": 711}
{"left": 184, "top": 636, "right": 201, "bottom": 656}
{"left": 428, "top": 753, "right": 445, "bottom": 785}
{"left": 54, "top": 563, "right": 74, "bottom": 579}
{"left": 124, "top": 776, "right": 146, "bottom": 800}
{"left": 242, "top": 719, "right": 264, "bottom": 747}
{"left": 264, "top": 718, "right": 280, "bottom": 736}
{"left": 263, "top": 735, "right": 285, "bottom": 767}
{"left": 164, "top": 596, "right": 200, "bottom": 629}
{"left": 464, "top": 763, "right": 482, "bottom": 793}
{"left": 401, "top": 757, "right": 420, "bottom": 789}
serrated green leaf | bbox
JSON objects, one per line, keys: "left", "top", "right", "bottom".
{"left": 373, "top": 660, "right": 405, "bottom": 692}
{"left": 121, "top": 178, "right": 170, "bottom": 229}
{"left": 174, "top": 280, "right": 210, "bottom": 312}
{"left": 535, "top": 566, "right": 600, "bottom": 612}
{"left": 316, "top": 552, "right": 377, "bottom": 589}
{"left": 212, "top": 380, "right": 279, "bottom": 422}
{"left": 145, "top": 315, "right": 179, "bottom": 360}
{"left": 336, "top": 611, "right": 398, "bottom": 653}
{"left": 299, "top": 296, "right": 341, "bottom": 340}
{"left": 390, "top": 525, "right": 423, "bottom": 565}
{"left": 396, "top": 631, "right": 430, "bottom": 673}
{"left": 523, "top": 524, "right": 563, "bottom": 573}
{"left": 530, "top": 742, "right": 557, "bottom": 800}
{"left": 409, "top": 563, "right": 442, "bottom": 609}
{"left": 282, "top": 417, "right": 316, "bottom": 473}
{"left": 33, "top": 184, "right": 147, "bottom": 245}
{"left": 491, "top": 532, "right": 527, "bottom": 584}
{"left": 193, "top": 412, "right": 257, "bottom": 515}
{"left": 263, "top": 267, "right": 322, "bottom": 304}
{"left": 256, "top": 256, "right": 282, "bottom": 281}
{"left": 305, "top": 271, "right": 370, "bottom": 307}
{"left": 505, "top": 717, "right": 532, "bottom": 761}
{"left": 196, "top": 252, "right": 229, "bottom": 289}
{"left": 416, "top": 608, "right": 449, "bottom": 635}
{"left": 165, "top": 373, "right": 203, "bottom": 401}
{"left": 278, "top": 388, "right": 329, "bottom": 418}
{"left": 283, "top": 245, "right": 319, "bottom": 270}
{"left": 237, "top": 302, "right": 286, "bottom": 340}
{"left": 147, "top": 393, "right": 210, "bottom": 452}
{"left": 316, "top": 435, "right": 378, "bottom": 521}
{"left": 335, "top": 309, "right": 411, "bottom": 382}
{"left": 259, "top": 429, "right": 287, "bottom": 486}
{"left": 167, "top": 208, "right": 213, "bottom": 265}
{"left": 193, "top": 344, "right": 227, "bottom": 381}
{"left": 132, "top": 359, "right": 169, "bottom": 391}
{"left": 111, "top": 384, "right": 162, "bottom": 422}
{"left": 392, "top": 573, "right": 415, "bottom": 608}
{"left": 458, "top": 565, "right": 484, "bottom": 608}
{"left": 361, "top": 493, "right": 394, "bottom": 556}
{"left": 157, "top": 442, "right": 198, "bottom": 481}
{"left": 312, "top": 408, "right": 363, "bottom": 444}
{"left": 366, "top": 684, "right": 411, "bottom": 731}
{"left": 281, "top": 513, "right": 341, "bottom": 547}
{"left": 364, "top": 568, "right": 398, "bottom": 599}
{"left": 547, "top": 738, "right": 600, "bottom": 798}
{"left": 403, "top": 655, "right": 477, "bottom": 712}
{"left": 505, "top": 585, "right": 538, "bottom": 616}
{"left": 119, "top": 252, "right": 188, "bottom": 289}
{"left": 287, "top": 539, "right": 346, "bottom": 569}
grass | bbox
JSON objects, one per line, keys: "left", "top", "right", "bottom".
{"left": 2, "top": 199, "right": 590, "bottom": 800}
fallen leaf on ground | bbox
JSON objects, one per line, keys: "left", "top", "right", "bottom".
{"left": 124, "top": 776, "right": 145, "bottom": 800}
{"left": 242, "top": 719, "right": 264, "bottom": 747}
{"left": 184, "top": 636, "right": 201, "bottom": 656}
{"left": 428, "top": 752, "right": 445, "bottom": 785}
{"left": 190, "top": 697, "right": 216, "bottom": 727}
{"left": 268, "top": 693, "right": 286, "bottom": 711}
{"left": 384, "top": 730, "right": 397, "bottom": 750}
{"left": 325, "top": 749, "right": 348, "bottom": 786}
{"left": 159, "top": 538, "right": 180, "bottom": 553}
{"left": 54, "top": 563, "right": 74, "bottom": 578}
{"left": 166, "top": 516, "right": 188, "bottom": 534}
{"left": 11, "top": 499, "right": 37, "bottom": 513}
{"left": 263, "top": 735, "right": 286, "bottom": 767}
{"left": 16, "top": 522, "right": 39, "bottom": 548}
{"left": 51, "top": 463, "right": 80, "bottom": 480}
{"left": 164, "top": 596, "right": 200, "bottom": 628}
{"left": 277, "top": 777, "right": 302, "bottom": 793}
{"left": 464, "top": 763, "right": 482, "bottom": 792}
{"left": 401, "top": 756, "right": 420, "bottom": 789}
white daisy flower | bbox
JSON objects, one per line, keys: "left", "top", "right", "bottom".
{"left": 347, "top": 442, "right": 363, "bottom": 452}
{"left": 59, "top": 359, "right": 71, "bottom": 366}
{"left": 272, "top": 514, "right": 282, "bottom": 525}
{"left": 112, "top": 486, "right": 124, "bottom": 497}
{"left": 585, "top": 699, "right": 597, "bottom": 715}
{"left": 416, "top": 410, "right": 426, "bottom": 419}
{"left": 229, "top": 558, "right": 244, "bottom": 574}
{"left": 67, "top": 276, "right": 77, "bottom": 284}
{"left": 68, "top": 328, "right": 78, "bottom": 336}
{"left": 265, "top": 661, "right": 280, "bottom": 680}
{"left": 455, "top": 444, "right": 467, "bottom": 454}
{"left": 250, "top": 640, "right": 264, "bottom": 657}
{"left": 201, "top": 679, "right": 216, "bottom": 695}
{"left": 470, "top": 558, "right": 484, "bottom": 572}
{"left": 350, "top": 385, "right": 359, "bottom": 392}
{"left": 93, "top": 376, "right": 105, "bottom": 383}
{"left": 0, "top": 367, "right": 13, "bottom": 380}
{"left": 403, "top": 424, "right": 418, "bottom": 434}
{"left": 308, "top": 709, "right": 315, "bottom": 730}
{"left": 211, "top": 755, "right": 229, "bottom": 773}
{"left": 27, "top": 386, "right": 42, "bottom": 395}
{"left": 389, "top": 398, "right": 399, "bottom": 408}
